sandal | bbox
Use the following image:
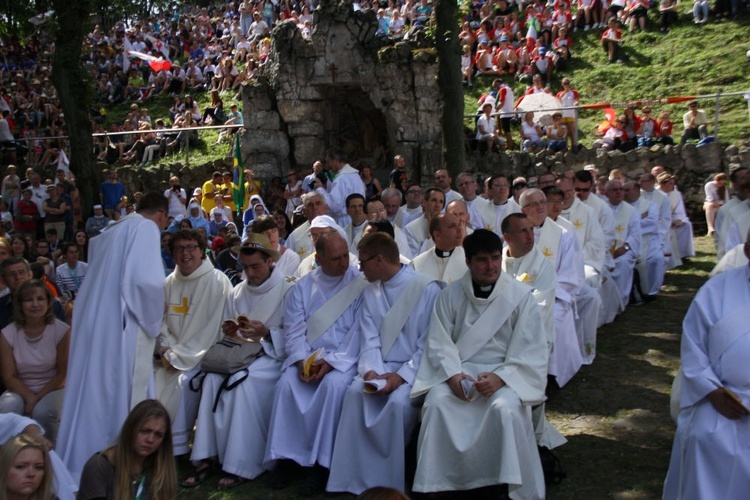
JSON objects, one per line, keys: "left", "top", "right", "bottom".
{"left": 180, "top": 460, "right": 213, "bottom": 488}
{"left": 218, "top": 473, "right": 246, "bottom": 489}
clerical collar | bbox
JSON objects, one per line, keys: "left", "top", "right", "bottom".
{"left": 472, "top": 280, "right": 495, "bottom": 299}
{"left": 434, "top": 247, "right": 454, "bottom": 258}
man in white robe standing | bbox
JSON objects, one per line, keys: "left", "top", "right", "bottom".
{"left": 313, "top": 148, "right": 365, "bottom": 227}
{"left": 56, "top": 192, "right": 169, "bottom": 483}
{"left": 404, "top": 187, "right": 445, "bottom": 256}
{"left": 605, "top": 180, "right": 641, "bottom": 306}
{"left": 284, "top": 192, "right": 329, "bottom": 260}
{"left": 187, "top": 234, "right": 295, "bottom": 487}
{"left": 411, "top": 229, "right": 547, "bottom": 499}
{"left": 521, "top": 188, "right": 583, "bottom": 388}
{"left": 264, "top": 232, "right": 368, "bottom": 495}
{"left": 154, "top": 229, "right": 231, "bottom": 456}
{"left": 623, "top": 181, "right": 664, "bottom": 298}
{"left": 663, "top": 244, "right": 750, "bottom": 499}
{"left": 342, "top": 193, "right": 367, "bottom": 252}
{"left": 397, "top": 183, "right": 425, "bottom": 228}
{"left": 327, "top": 233, "right": 442, "bottom": 494}
{"left": 410, "top": 213, "right": 468, "bottom": 285}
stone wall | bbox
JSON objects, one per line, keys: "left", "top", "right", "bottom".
{"left": 239, "top": 0, "right": 442, "bottom": 181}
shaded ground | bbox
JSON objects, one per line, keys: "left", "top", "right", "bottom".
{"left": 177, "top": 236, "right": 716, "bottom": 499}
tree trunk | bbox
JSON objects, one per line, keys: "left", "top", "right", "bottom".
{"left": 50, "top": 0, "right": 98, "bottom": 220}
{"left": 434, "top": 0, "right": 465, "bottom": 179}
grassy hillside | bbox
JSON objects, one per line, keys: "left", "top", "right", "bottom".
{"left": 465, "top": 6, "right": 750, "bottom": 147}
{"left": 102, "top": 6, "right": 750, "bottom": 171}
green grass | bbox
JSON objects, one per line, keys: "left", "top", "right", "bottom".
{"left": 464, "top": 7, "right": 750, "bottom": 146}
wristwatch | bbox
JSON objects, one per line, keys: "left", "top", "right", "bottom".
{"left": 623, "top": 243, "right": 631, "bottom": 252}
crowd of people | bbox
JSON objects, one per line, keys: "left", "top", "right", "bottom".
{"left": 3, "top": 147, "right": 747, "bottom": 499}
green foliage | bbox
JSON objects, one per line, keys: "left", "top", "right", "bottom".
{"left": 464, "top": 9, "right": 750, "bottom": 146}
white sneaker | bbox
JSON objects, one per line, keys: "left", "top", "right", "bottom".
{"left": 574, "top": 26, "right": 578, "bottom": 32}
{"left": 584, "top": 25, "right": 590, "bottom": 31}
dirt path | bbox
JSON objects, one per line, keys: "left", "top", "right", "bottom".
{"left": 546, "top": 236, "right": 716, "bottom": 499}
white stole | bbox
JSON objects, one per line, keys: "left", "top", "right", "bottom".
{"left": 306, "top": 275, "right": 368, "bottom": 344}
{"left": 379, "top": 274, "right": 435, "bottom": 357}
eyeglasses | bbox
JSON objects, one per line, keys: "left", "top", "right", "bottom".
{"left": 358, "top": 254, "right": 379, "bottom": 269}
{"left": 4, "top": 270, "right": 28, "bottom": 279}
{"left": 368, "top": 208, "right": 387, "bottom": 216}
{"left": 513, "top": 183, "right": 527, "bottom": 189}
{"left": 522, "top": 201, "right": 545, "bottom": 209}
{"left": 173, "top": 244, "right": 200, "bottom": 253}
{"left": 574, "top": 187, "right": 590, "bottom": 192}
{"left": 407, "top": 189, "right": 422, "bottom": 195}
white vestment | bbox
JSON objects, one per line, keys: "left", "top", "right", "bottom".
{"left": 275, "top": 245, "right": 301, "bottom": 277}
{"left": 316, "top": 164, "right": 366, "bottom": 227}
{"left": 725, "top": 210, "right": 750, "bottom": 252}
{"left": 351, "top": 224, "right": 412, "bottom": 259}
{"left": 535, "top": 218, "right": 583, "bottom": 387}
{"left": 155, "top": 259, "right": 231, "bottom": 454}
{"left": 327, "top": 267, "right": 442, "bottom": 494}
{"left": 710, "top": 243, "right": 748, "bottom": 277}
{"left": 502, "top": 245, "right": 567, "bottom": 450}
{"left": 663, "top": 265, "right": 750, "bottom": 500}
{"left": 642, "top": 188, "right": 671, "bottom": 259}
{"left": 394, "top": 205, "right": 423, "bottom": 228}
{"left": 607, "top": 201, "right": 641, "bottom": 305}
{"left": 632, "top": 197, "right": 665, "bottom": 296}
{"left": 715, "top": 198, "right": 748, "bottom": 258}
{"left": 285, "top": 220, "right": 314, "bottom": 260}
{"left": 410, "top": 272, "right": 547, "bottom": 499}
{"left": 57, "top": 213, "right": 165, "bottom": 483}
{"left": 410, "top": 246, "right": 468, "bottom": 285}
{"left": 445, "top": 189, "right": 462, "bottom": 207}
{"left": 668, "top": 190, "right": 695, "bottom": 263}
{"left": 480, "top": 198, "right": 522, "bottom": 236}
{"left": 583, "top": 193, "right": 616, "bottom": 269}
{"left": 464, "top": 196, "right": 491, "bottom": 230}
{"left": 264, "top": 266, "right": 367, "bottom": 468}
{"left": 191, "top": 269, "right": 294, "bottom": 479}
{"left": 404, "top": 215, "right": 430, "bottom": 257}
{"left": 0, "top": 414, "right": 77, "bottom": 500}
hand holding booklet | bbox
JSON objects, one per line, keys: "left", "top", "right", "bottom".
{"left": 460, "top": 378, "right": 475, "bottom": 398}
{"left": 303, "top": 347, "right": 326, "bottom": 377}
{"left": 363, "top": 379, "right": 388, "bottom": 394}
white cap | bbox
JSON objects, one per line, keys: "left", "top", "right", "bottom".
{"left": 93, "top": 204, "right": 103, "bottom": 209}
{"left": 310, "top": 215, "right": 337, "bottom": 229}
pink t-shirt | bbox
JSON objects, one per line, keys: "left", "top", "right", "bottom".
{"left": 2, "top": 319, "right": 68, "bottom": 393}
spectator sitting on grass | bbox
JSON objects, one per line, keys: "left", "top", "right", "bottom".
{"left": 601, "top": 18, "right": 624, "bottom": 64}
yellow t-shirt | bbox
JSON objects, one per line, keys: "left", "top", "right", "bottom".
{"left": 222, "top": 182, "right": 238, "bottom": 212}
{"left": 201, "top": 180, "right": 217, "bottom": 213}
{"left": 243, "top": 179, "right": 262, "bottom": 211}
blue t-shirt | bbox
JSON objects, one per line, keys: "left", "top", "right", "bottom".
{"left": 100, "top": 182, "right": 126, "bottom": 210}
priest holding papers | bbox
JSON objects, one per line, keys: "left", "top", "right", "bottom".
{"left": 264, "top": 232, "right": 367, "bottom": 496}
{"left": 327, "top": 233, "right": 442, "bottom": 494}
{"left": 411, "top": 229, "right": 547, "bottom": 499}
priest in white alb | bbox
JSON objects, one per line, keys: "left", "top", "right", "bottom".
{"left": 404, "top": 187, "right": 445, "bottom": 256}
{"left": 501, "top": 213, "right": 566, "bottom": 451}
{"left": 264, "top": 232, "right": 368, "bottom": 496}
{"left": 154, "top": 229, "right": 231, "bottom": 456}
{"left": 521, "top": 188, "right": 583, "bottom": 388}
{"left": 313, "top": 148, "right": 366, "bottom": 227}
{"left": 411, "top": 229, "right": 547, "bottom": 499}
{"left": 56, "top": 193, "right": 169, "bottom": 483}
{"left": 663, "top": 253, "right": 750, "bottom": 499}
{"left": 410, "top": 213, "right": 468, "bottom": 285}
{"left": 480, "top": 174, "right": 521, "bottom": 236}
{"left": 188, "top": 234, "right": 295, "bottom": 487}
{"left": 327, "top": 233, "right": 442, "bottom": 494}
{"left": 623, "top": 181, "right": 664, "bottom": 298}
{"left": 604, "top": 180, "right": 641, "bottom": 306}
{"left": 284, "top": 192, "right": 329, "bottom": 261}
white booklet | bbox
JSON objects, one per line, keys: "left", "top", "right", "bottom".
{"left": 460, "top": 378, "right": 475, "bottom": 398}
{"left": 363, "top": 379, "right": 388, "bottom": 393}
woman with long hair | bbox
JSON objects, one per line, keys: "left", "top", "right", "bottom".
{"left": 75, "top": 230, "right": 89, "bottom": 263}
{"left": 0, "top": 280, "right": 70, "bottom": 444}
{"left": 359, "top": 164, "right": 383, "bottom": 200}
{"left": 77, "top": 400, "right": 177, "bottom": 500}
{"left": 0, "top": 433, "right": 53, "bottom": 500}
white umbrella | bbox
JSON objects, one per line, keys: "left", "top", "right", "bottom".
{"left": 516, "top": 92, "right": 563, "bottom": 127}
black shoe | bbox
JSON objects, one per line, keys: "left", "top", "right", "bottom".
{"left": 268, "top": 459, "right": 296, "bottom": 490}
{"left": 298, "top": 464, "right": 329, "bottom": 497}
